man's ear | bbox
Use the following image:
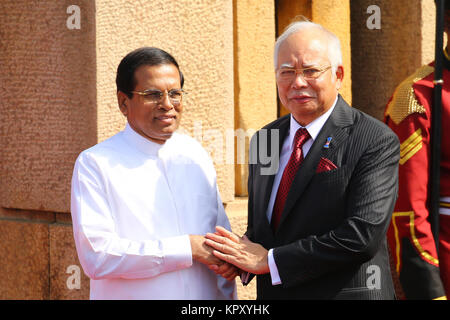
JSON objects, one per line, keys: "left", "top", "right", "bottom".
{"left": 117, "top": 91, "right": 129, "bottom": 116}
{"left": 335, "top": 66, "right": 344, "bottom": 90}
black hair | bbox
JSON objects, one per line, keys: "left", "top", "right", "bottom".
{"left": 116, "top": 47, "right": 184, "bottom": 98}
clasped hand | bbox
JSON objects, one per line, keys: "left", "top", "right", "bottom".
{"left": 190, "top": 226, "right": 270, "bottom": 281}
{"left": 189, "top": 234, "right": 239, "bottom": 281}
{"left": 204, "top": 226, "right": 270, "bottom": 275}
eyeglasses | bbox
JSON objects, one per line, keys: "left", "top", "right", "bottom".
{"left": 276, "top": 65, "right": 331, "bottom": 82}
{"left": 131, "top": 89, "right": 186, "bottom": 106}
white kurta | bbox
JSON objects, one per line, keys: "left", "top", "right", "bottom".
{"left": 71, "top": 123, "right": 236, "bottom": 300}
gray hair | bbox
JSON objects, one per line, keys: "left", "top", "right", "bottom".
{"left": 273, "top": 20, "right": 343, "bottom": 76}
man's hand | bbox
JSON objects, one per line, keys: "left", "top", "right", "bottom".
{"left": 189, "top": 234, "right": 239, "bottom": 281}
{"left": 208, "top": 263, "right": 240, "bottom": 282}
{"left": 189, "top": 234, "right": 222, "bottom": 265}
{"left": 205, "top": 226, "right": 270, "bottom": 275}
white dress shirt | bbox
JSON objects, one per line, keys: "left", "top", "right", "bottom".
{"left": 266, "top": 97, "right": 337, "bottom": 285}
{"left": 71, "top": 123, "right": 236, "bottom": 299}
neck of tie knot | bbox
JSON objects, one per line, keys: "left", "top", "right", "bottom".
{"left": 294, "top": 128, "right": 310, "bottom": 149}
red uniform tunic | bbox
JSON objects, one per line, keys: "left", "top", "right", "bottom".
{"left": 385, "top": 60, "right": 450, "bottom": 300}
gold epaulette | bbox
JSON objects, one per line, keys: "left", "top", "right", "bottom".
{"left": 385, "top": 65, "right": 434, "bottom": 125}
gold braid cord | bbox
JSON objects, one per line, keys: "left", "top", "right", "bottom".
{"left": 385, "top": 65, "right": 434, "bottom": 125}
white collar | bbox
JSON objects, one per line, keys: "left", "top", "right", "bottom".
{"left": 122, "top": 122, "right": 167, "bottom": 156}
{"left": 288, "top": 95, "right": 337, "bottom": 149}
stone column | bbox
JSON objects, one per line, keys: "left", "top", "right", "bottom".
{"left": 350, "top": 0, "right": 430, "bottom": 120}
{"left": 233, "top": 0, "right": 277, "bottom": 196}
{"left": 0, "top": 0, "right": 96, "bottom": 299}
{"left": 312, "top": 0, "right": 352, "bottom": 106}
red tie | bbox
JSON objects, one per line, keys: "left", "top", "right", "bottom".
{"left": 271, "top": 128, "right": 310, "bottom": 231}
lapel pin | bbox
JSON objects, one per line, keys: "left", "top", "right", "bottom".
{"left": 323, "top": 137, "right": 332, "bottom": 149}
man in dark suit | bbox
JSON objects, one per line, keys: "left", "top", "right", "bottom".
{"left": 205, "top": 20, "right": 400, "bottom": 299}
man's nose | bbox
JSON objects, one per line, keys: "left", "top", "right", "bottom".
{"left": 159, "top": 93, "right": 174, "bottom": 110}
{"left": 291, "top": 73, "right": 308, "bottom": 88}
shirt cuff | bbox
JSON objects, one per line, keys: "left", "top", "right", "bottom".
{"left": 268, "top": 248, "right": 282, "bottom": 285}
{"left": 160, "top": 235, "right": 193, "bottom": 272}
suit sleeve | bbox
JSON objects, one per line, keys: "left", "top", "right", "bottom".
{"left": 274, "top": 129, "right": 400, "bottom": 288}
{"left": 385, "top": 112, "right": 446, "bottom": 299}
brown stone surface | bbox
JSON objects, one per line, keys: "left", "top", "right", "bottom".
{"left": 49, "top": 223, "right": 89, "bottom": 299}
{"left": 351, "top": 0, "right": 424, "bottom": 120}
{"left": 0, "top": 0, "right": 97, "bottom": 213}
{"left": 277, "top": 0, "right": 312, "bottom": 32}
{"left": 312, "top": 0, "right": 352, "bottom": 105}
{"left": 56, "top": 212, "right": 73, "bottom": 224}
{"left": 0, "top": 207, "right": 55, "bottom": 223}
{"left": 233, "top": 0, "right": 277, "bottom": 196}
{"left": 0, "top": 220, "right": 49, "bottom": 299}
{"left": 421, "top": 0, "right": 436, "bottom": 65}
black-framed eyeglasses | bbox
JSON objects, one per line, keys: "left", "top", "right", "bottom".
{"left": 131, "top": 89, "right": 186, "bottom": 105}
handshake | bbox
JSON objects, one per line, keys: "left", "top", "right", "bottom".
{"left": 189, "top": 226, "right": 270, "bottom": 282}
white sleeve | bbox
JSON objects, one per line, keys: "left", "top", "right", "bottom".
{"left": 268, "top": 249, "right": 282, "bottom": 285}
{"left": 70, "top": 153, "right": 193, "bottom": 280}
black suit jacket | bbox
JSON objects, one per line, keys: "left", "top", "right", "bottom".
{"left": 246, "top": 95, "right": 400, "bottom": 299}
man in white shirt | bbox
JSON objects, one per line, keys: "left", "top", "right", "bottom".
{"left": 71, "top": 47, "right": 237, "bottom": 299}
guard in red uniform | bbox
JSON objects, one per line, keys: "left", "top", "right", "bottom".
{"left": 384, "top": 3, "right": 450, "bottom": 299}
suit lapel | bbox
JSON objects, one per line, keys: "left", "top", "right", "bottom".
{"left": 254, "top": 116, "right": 290, "bottom": 243}
{"left": 277, "top": 96, "right": 354, "bottom": 232}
